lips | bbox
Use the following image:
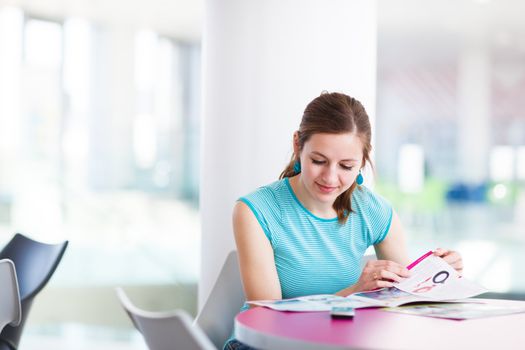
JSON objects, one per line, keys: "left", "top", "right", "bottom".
{"left": 316, "top": 182, "right": 337, "bottom": 194}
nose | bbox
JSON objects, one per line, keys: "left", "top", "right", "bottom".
{"left": 320, "top": 164, "right": 338, "bottom": 184}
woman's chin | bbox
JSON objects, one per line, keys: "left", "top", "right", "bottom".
{"left": 313, "top": 191, "right": 339, "bottom": 203}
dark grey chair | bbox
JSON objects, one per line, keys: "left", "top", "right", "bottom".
{"left": 0, "top": 233, "right": 68, "bottom": 350}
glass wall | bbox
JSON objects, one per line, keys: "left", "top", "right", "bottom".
{"left": 376, "top": 0, "right": 525, "bottom": 295}
{"left": 0, "top": 6, "right": 201, "bottom": 346}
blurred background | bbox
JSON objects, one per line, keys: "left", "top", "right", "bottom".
{"left": 0, "top": 0, "right": 524, "bottom": 348}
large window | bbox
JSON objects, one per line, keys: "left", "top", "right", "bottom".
{"left": 376, "top": 0, "right": 525, "bottom": 294}
{"left": 0, "top": 10, "right": 201, "bottom": 287}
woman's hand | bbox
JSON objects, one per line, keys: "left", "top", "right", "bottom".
{"left": 353, "top": 260, "right": 411, "bottom": 293}
{"left": 433, "top": 248, "right": 463, "bottom": 275}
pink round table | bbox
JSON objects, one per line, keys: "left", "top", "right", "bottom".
{"left": 235, "top": 298, "right": 525, "bottom": 350}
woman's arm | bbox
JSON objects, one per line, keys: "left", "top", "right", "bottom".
{"left": 374, "top": 210, "right": 411, "bottom": 265}
{"left": 336, "top": 210, "right": 463, "bottom": 296}
{"left": 233, "top": 201, "right": 282, "bottom": 301}
{"left": 334, "top": 210, "right": 411, "bottom": 296}
{"left": 377, "top": 210, "right": 464, "bottom": 273}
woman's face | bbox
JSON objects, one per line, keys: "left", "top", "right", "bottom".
{"left": 297, "top": 132, "right": 363, "bottom": 204}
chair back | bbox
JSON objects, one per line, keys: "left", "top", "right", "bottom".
{"left": 0, "top": 259, "right": 21, "bottom": 332}
{"left": 360, "top": 253, "right": 377, "bottom": 270}
{"left": 195, "top": 250, "right": 245, "bottom": 349}
{"left": 0, "top": 233, "right": 68, "bottom": 349}
{"left": 116, "top": 288, "right": 216, "bottom": 350}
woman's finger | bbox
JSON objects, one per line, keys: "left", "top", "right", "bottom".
{"left": 376, "top": 280, "right": 394, "bottom": 288}
{"left": 385, "top": 262, "right": 411, "bottom": 278}
{"left": 442, "top": 251, "right": 462, "bottom": 266}
{"left": 433, "top": 248, "right": 449, "bottom": 257}
{"left": 378, "top": 269, "right": 407, "bottom": 283}
{"left": 441, "top": 251, "right": 457, "bottom": 261}
{"left": 372, "top": 260, "right": 411, "bottom": 278}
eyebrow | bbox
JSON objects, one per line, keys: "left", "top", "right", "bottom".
{"left": 310, "top": 151, "right": 360, "bottom": 162}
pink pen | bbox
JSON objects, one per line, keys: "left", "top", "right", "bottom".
{"left": 406, "top": 250, "right": 433, "bottom": 270}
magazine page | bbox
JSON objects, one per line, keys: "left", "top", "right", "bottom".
{"left": 348, "top": 251, "right": 487, "bottom": 307}
{"left": 395, "top": 253, "right": 488, "bottom": 300}
{"left": 348, "top": 287, "right": 430, "bottom": 307}
{"left": 248, "top": 294, "right": 371, "bottom": 312}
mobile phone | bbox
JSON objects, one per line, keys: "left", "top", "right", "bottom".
{"left": 330, "top": 306, "right": 355, "bottom": 318}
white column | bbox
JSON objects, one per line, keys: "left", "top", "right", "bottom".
{"left": 200, "top": 0, "right": 377, "bottom": 306}
{"left": 457, "top": 33, "right": 491, "bottom": 183}
{"left": 88, "top": 24, "right": 135, "bottom": 189}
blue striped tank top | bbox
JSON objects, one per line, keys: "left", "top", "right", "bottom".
{"left": 239, "top": 177, "right": 392, "bottom": 299}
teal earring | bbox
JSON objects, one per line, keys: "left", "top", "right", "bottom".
{"left": 293, "top": 160, "right": 301, "bottom": 173}
{"left": 356, "top": 170, "right": 364, "bottom": 185}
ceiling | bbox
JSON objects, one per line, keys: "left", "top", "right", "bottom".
{"left": 0, "top": 0, "right": 204, "bottom": 41}
{"left": 2, "top": 0, "right": 525, "bottom": 51}
{"left": 379, "top": 0, "right": 525, "bottom": 66}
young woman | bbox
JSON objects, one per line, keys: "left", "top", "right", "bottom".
{"left": 226, "top": 92, "right": 462, "bottom": 349}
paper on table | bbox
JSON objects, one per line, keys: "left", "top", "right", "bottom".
{"left": 248, "top": 294, "right": 371, "bottom": 312}
{"left": 347, "top": 287, "right": 435, "bottom": 307}
{"left": 383, "top": 302, "right": 525, "bottom": 320}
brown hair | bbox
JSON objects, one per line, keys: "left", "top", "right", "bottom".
{"left": 279, "top": 92, "right": 373, "bottom": 224}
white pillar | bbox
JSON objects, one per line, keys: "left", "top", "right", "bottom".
{"left": 88, "top": 24, "right": 135, "bottom": 189}
{"left": 457, "top": 33, "right": 491, "bottom": 183}
{"left": 200, "top": 0, "right": 377, "bottom": 306}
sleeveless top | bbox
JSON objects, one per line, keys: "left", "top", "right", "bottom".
{"left": 239, "top": 177, "right": 392, "bottom": 298}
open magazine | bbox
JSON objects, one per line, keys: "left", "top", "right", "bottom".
{"left": 350, "top": 251, "right": 488, "bottom": 307}
{"left": 248, "top": 251, "right": 488, "bottom": 311}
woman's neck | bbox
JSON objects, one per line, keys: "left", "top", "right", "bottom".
{"left": 289, "top": 175, "right": 337, "bottom": 219}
